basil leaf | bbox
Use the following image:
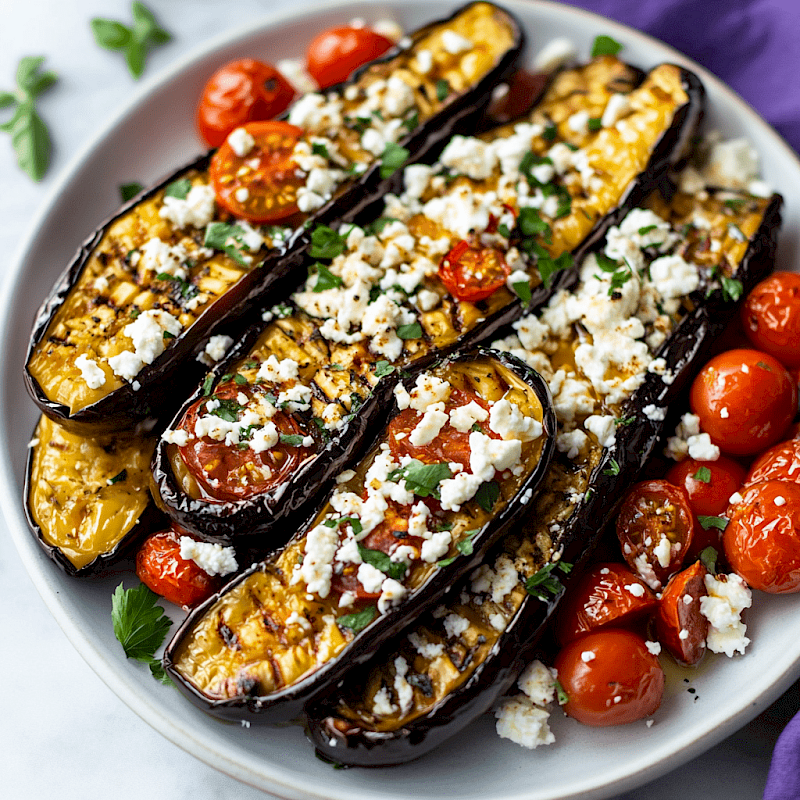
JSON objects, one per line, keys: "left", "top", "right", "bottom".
{"left": 591, "top": 35, "right": 623, "bottom": 57}
{"left": 380, "top": 142, "right": 410, "bottom": 179}
{"left": 337, "top": 606, "right": 376, "bottom": 632}
{"left": 164, "top": 178, "right": 192, "bottom": 199}
{"left": 698, "top": 515, "right": 729, "bottom": 531}
{"left": 358, "top": 545, "right": 406, "bottom": 580}
{"left": 388, "top": 459, "right": 452, "bottom": 499}
{"left": 310, "top": 262, "right": 344, "bottom": 293}
{"left": 119, "top": 181, "right": 144, "bottom": 201}
{"left": 692, "top": 466, "right": 712, "bottom": 483}
{"left": 475, "top": 481, "right": 500, "bottom": 513}
{"left": 396, "top": 321, "right": 422, "bottom": 340}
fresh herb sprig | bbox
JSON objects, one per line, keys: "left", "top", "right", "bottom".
{"left": 0, "top": 56, "right": 57, "bottom": 181}
{"left": 524, "top": 560, "right": 573, "bottom": 600}
{"left": 91, "top": 1, "right": 172, "bottom": 79}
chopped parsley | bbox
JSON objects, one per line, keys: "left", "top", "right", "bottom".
{"left": 698, "top": 515, "right": 729, "bottom": 531}
{"left": 310, "top": 262, "right": 344, "bottom": 293}
{"left": 474, "top": 481, "right": 500, "bottom": 513}
{"left": 107, "top": 469, "right": 127, "bottom": 485}
{"left": 279, "top": 433, "right": 305, "bottom": 446}
{"left": 374, "top": 360, "right": 395, "bottom": 378}
{"left": 437, "top": 529, "right": 480, "bottom": 567}
{"left": 614, "top": 415, "right": 635, "bottom": 427}
{"left": 435, "top": 78, "right": 449, "bottom": 102}
{"left": 311, "top": 142, "right": 330, "bottom": 160}
{"left": 602, "top": 458, "right": 620, "bottom": 476}
{"left": 554, "top": 679, "right": 569, "bottom": 705}
{"left": 310, "top": 224, "right": 350, "bottom": 260}
{"left": 119, "top": 181, "right": 143, "bottom": 201}
{"left": 524, "top": 560, "right": 573, "bottom": 600}
{"left": 720, "top": 275, "right": 743, "bottom": 302}
{"left": 201, "top": 374, "right": 215, "bottom": 396}
{"left": 337, "top": 606, "right": 376, "bottom": 633}
{"left": 204, "top": 221, "right": 249, "bottom": 266}
{"left": 397, "top": 321, "right": 423, "bottom": 340}
{"left": 207, "top": 397, "right": 243, "bottom": 423}
{"left": 692, "top": 466, "right": 712, "bottom": 483}
{"left": 164, "top": 178, "right": 191, "bottom": 199}
{"left": 512, "top": 280, "right": 532, "bottom": 304}
{"left": 591, "top": 34, "right": 623, "bottom": 57}
{"left": 379, "top": 142, "right": 410, "bottom": 179}
{"left": 587, "top": 117, "right": 602, "bottom": 132}
{"left": 388, "top": 459, "right": 452, "bottom": 499}
{"left": 700, "top": 546, "right": 718, "bottom": 574}
{"left": 358, "top": 545, "right": 406, "bottom": 580}
{"left": 518, "top": 206, "right": 552, "bottom": 241}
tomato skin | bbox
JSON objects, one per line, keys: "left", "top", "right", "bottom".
{"left": 724, "top": 480, "right": 800, "bottom": 594}
{"left": 554, "top": 562, "right": 658, "bottom": 645}
{"left": 741, "top": 272, "right": 800, "bottom": 369}
{"left": 616, "top": 480, "right": 695, "bottom": 590}
{"left": 666, "top": 457, "right": 746, "bottom": 518}
{"left": 654, "top": 561, "right": 709, "bottom": 665}
{"left": 197, "top": 59, "right": 295, "bottom": 148}
{"left": 306, "top": 26, "right": 393, "bottom": 89}
{"left": 554, "top": 629, "right": 664, "bottom": 726}
{"left": 438, "top": 241, "right": 511, "bottom": 302}
{"left": 209, "top": 120, "right": 305, "bottom": 223}
{"left": 486, "top": 69, "right": 549, "bottom": 122}
{"left": 136, "top": 529, "right": 221, "bottom": 608}
{"left": 689, "top": 349, "right": 796, "bottom": 456}
{"left": 746, "top": 439, "right": 800, "bottom": 486}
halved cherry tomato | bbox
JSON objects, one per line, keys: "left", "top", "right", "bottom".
{"left": 209, "top": 120, "right": 305, "bottom": 222}
{"left": 746, "top": 438, "right": 800, "bottom": 486}
{"left": 306, "top": 26, "right": 394, "bottom": 89}
{"left": 554, "top": 629, "right": 664, "bottom": 726}
{"left": 136, "top": 528, "right": 221, "bottom": 608}
{"left": 197, "top": 59, "right": 295, "bottom": 148}
{"left": 724, "top": 479, "right": 800, "bottom": 594}
{"left": 554, "top": 562, "right": 658, "bottom": 645}
{"left": 387, "top": 387, "right": 496, "bottom": 469}
{"left": 616, "top": 480, "right": 695, "bottom": 590}
{"left": 438, "top": 241, "right": 511, "bottom": 302}
{"left": 741, "top": 272, "right": 800, "bottom": 369}
{"left": 486, "top": 69, "right": 549, "bottom": 123}
{"left": 654, "top": 561, "right": 709, "bottom": 665}
{"left": 177, "top": 381, "right": 313, "bottom": 502}
{"left": 689, "top": 349, "right": 796, "bottom": 456}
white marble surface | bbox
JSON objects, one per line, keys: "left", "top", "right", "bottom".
{"left": 1, "top": 2, "right": 797, "bottom": 798}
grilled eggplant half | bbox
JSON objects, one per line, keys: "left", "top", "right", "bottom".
{"left": 24, "top": 2, "right": 524, "bottom": 434}
{"left": 24, "top": 415, "right": 161, "bottom": 576}
{"left": 152, "top": 57, "right": 703, "bottom": 542}
{"left": 163, "top": 349, "right": 556, "bottom": 723}
{"left": 305, "top": 185, "right": 783, "bottom": 765}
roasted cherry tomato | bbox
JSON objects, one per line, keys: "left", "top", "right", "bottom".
{"left": 689, "top": 349, "right": 796, "bottom": 456}
{"left": 554, "top": 629, "right": 664, "bottom": 726}
{"left": 177, "top": 381, "right": 313, "bottom": 502}
{"left": 616, "top": 480, "right": 695, "bottom": 590}
{"left": 197, "top": 59, "right": 295, "bottom": 148}
{"left": 486, "top": 69, "right": 549, "bottom": 122}
{"left": 306, "top": 26, "right": 394, "bottom": 89}
{"left": 438, "top": 240, "right": 511, "bottom": 302}
{"left": 724, "top": 479, "right": 800, "bottom": 593}
{"left": 387, "top": 387, "right": 497, "bottom": 470}
{"left": 654, "top": 561, "right": 709, "bottom": 665}
{"left": 741, "top": 272, "right": 800, "bottom": 369}
{"left": 136, "top": 528, "right": 222, "bottom": 608}
{"left": 209, "top": 120, "right": 305, "bottom": 222}
{"left": 746, "top": 438, "right": 800, "bottom": 486}
{"left": 554, "top": 562, "right": 658, "bottom": 645}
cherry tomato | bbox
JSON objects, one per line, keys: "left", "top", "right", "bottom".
{"left": 689, "top": 349, "right": 796, "bottom": 456}
{"left": 486, "top": 69, "right": 549, "bottom": 122}
{"left": 438, "top": 241, "right": 511, "bottom": 303}
{"left": 306, "top": 26, "right": 394, "bottom": 89}
{"left": 724, "top": 479, "right": 800, "bottom": 593}
{"left": 741, "top": 272, "right": 800, "bottom": 369}
{"left": 136, "top": 528, "right": 221, "bottom": 608}
{"left": 209, "top": 120, "right": 305, "bottom": 222}
{"left": 554, "top": 629, "right": 664, "bottom": 726}
{"left": 387, "top": 387, "right": 498, "bottom": 470}
{"left": 616, "top": 480, "right": 695, "bottom": 590}
{"left": 654, "top": 561, "right": 709, "bottom": 665}
{"left": 197, "top": 59, "right": 295, "bottom": 148}
{"left": 177, "top": 381, "right": 313, "bottom": 502}
{"left": 746, "top": 438, "right": 800, "bottom": 486}
{"left": 554, "top": 562, "right": 658, "bottom": 645}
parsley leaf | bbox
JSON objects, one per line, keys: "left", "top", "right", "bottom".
{"left": 435, "top": 78, "right": 449, "bottom": 102}
{"left": 591, "top": 35, "right": 623, "bottom": 57}
{"left": 397, "top": 321, "right": 422, "bottom": 340}
{"left": 310, "top": 224, "right": 349, "bottom": 259}
{"left": 700, "top": 546, "right": 718, "bottom": 574}
{"left": 119, "top": 181, "right": 144, "bottom": 201}
{"left": 309, "top": 262, "right": 344, "bottom": 292}
{"left": 615, "top": 415, "right": 635, "bottom": 427}
{"left": 358, "top": 545, "right": 406, "bottom": 580}
{"left": 542, "top": 122, "right": 557, "bottom": 141}
{"left": 311, "top": 141, "right": 330, "bottom": 159}
{"left": 437, "top": 529, "right": 480, "bottom": 567}
{"left": 164, "top": 178, "right": 192, "bottom": 199}
{"left": 111, "top": 582, "right": 173, "bottom": 684}
{"left": 512, "top": 280, "right": 532, "bottom": 304}
{"left": 208, "top": 398, "right": 242, "bottom": 423}
{"left": 91, "top": 2, "right": 172, "bottom": 80}
{"left": 204, "top": 222, "right": 248, "bottom": 266}
{"left": 603, "top": 458, "right": 620, "bottom": 476}
{"left": 692, "top": 466, "right": 712, "bottom": 483}
{"left": 587, "top": 117, "right": 602, "bottom": 132}
{"left": 380, "top": 142, "right": 410, "bottom": 179}
{"left": 720, "top": 275, "right": 743, "bottom": 302}
{"left": 475, "top": 481, "right": 500, "bottom": 513}
{"left": 554, "top": 679, "right": 569, "bottom": 705}
{"left": 698, "top": 515, "right": 729, "bottom": 531}
{"left": 388, "top": 459, "right": 452, "bottom": 499}
{"left": 0, "top": 56, "right": 57, "bottom": 181}
{"left": 201, "top": 374, "right": 215, "bottom": 396}
{"left": 337, "top": 606, "right": 376, "bottom": 632}
{"left": 523, "top": 241, "right": 572, "bottom": 288}
{"left": 364, "top": 216, "right": 397, "bottom": 235}
{"left": 374, "top": 360, "right": 395, "bottom": 378}
{"left": 524, "top": 560, "right": 572, "bottom": 600}
{"left": 518, "top": 206, "right": 552, "bottom": 240}
{"left": 280, "top": 433, "right": 305, "bottom": 446}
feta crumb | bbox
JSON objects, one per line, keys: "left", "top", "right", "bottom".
{"left": 532, "top": 37, "right": 577, "bottom": 72}
{"left": 775, "top": 495, "right": 787, "bottom": 507}
{"left": 495, "top": 696, "right": 555, "bottom": 749}
{"left": 179, "top": 537, "right": 238, "bottom": 577}
{"left": 74, "top": 354, "right": 106, "bottom": 389}
{"left": 227, "top": 127, "right": 256, "bottom": 158}
{"left": 581, "top": 650, "right": 596, "bottom": 663}
{"left": 645, "top": 641, "right": 662, "bottom": 655}
{"left": 700, "top": 572, "right": 752, "bottom": 657}
{"left": 517, "top": 660, "right": 557, "bottom": 706}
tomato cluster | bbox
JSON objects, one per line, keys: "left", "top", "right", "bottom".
{"left": 553, "top": 271, "right": 800, "bottom": 727}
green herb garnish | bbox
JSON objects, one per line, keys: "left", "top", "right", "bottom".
{"left": 388, "top": 459, "right": 452, "bottom": 499}
{"left": 720, "top": 275, "right": 743, "bottom": 302}
{"left": 698, "top": 515, "right": 729, "bottom": 531}
{"left": 512, "top": 280, "right": 532, "bottom": 304}
{"left": 358, "top": 545, "right": 406, "bottom": 580}
{"left": 204, "top": 222, "right": 248, "bottom": 266}
{"left": 591, "top": 34, "right": 623, "bottom": 57}
{"left": 397, "top": 321, "right": 422, "bottom": 340}
{"left": 437, "top": 529, "right": 480, "bottom": 567}
{"left": 164, "top": 178, "right": 191, "bottom": 199}
{"left": 107, "top": 469, "right": 128, "bottom": 485}
{"left": 208, "top": 398, "right": 242, "bottom": 423}
{"left": 700, "top": 546, "right": 718, "bottom": 574}
{"left": 475, "top": 481, "right": 500, "bottom": 513}
{"left": 201, "top": 374, "right": 215, "bottom": 396}
{"left": 615, "top": 415, "right": 635, "bottom": 427}
{"left": 280, "top": 433, "right": 305, "bottom": 446}
{"left": 524, "top": 560, "right": 573, "bottom": 600}
{"left": 379, "top": 142, "right": 410, "bottom": 179}
{"left": 693, "top": 466, "right": 712, "bottom": 483}
{"left": 310, "top": 262, "right": 344, "bottom": 293}
{"left": 555, "top": 679, "right": 569, "bottom": 705}
{"left": 337, "top": 606, "right": 376, "bottom": 632}
{"left": 119, "top": 181, "right": 144, "bottom": 201}
{"left": 374, "top": 360, "right": 395, "bottom": 378}
{"left": 311, "top": 141, "right": 330, "bottom": 159}
{"left": 587, "top": 117, "right": 602, "bottom": 132}
{"left": 435, "top": 78, "right": 449, "bottom": 102}
{"left": 310, "top": 224, "right": 350, "bottom": 260}
{"left": 603, "top": 459, "right": 620, "bottom": 476}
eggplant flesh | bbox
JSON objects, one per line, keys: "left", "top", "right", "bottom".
{"left": 24, "top": 415, "right": 160, "bottom": 576}
{"left": 152, "top": 57, "right": 702, "bottom": 543}
{"left": 305, "top": 186, "right": 783, "bottom": 766}
{"left": 163, "top": 349, "right": 556, "bottom": 723}
{"left": 24, "top": 1, "right": 524, "bottom": 435}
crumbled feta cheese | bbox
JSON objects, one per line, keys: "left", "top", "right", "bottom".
{"left": 495, "top": 696, "right": 555, "bottom": 749}
{"left": 517, "top": 660, "right": 557, "bottom": 706}
{"left": 489, "top": 398, "right": 542, "bottom": 442}
{"left": 161, "top": 428, "right": 190, "bottom": 446}
{"left": 581, "top": 650, "right": 596, "bottom": 663}
{"left": 645, "top": 641, "right": 662, "bottom": 655}
{"left": 441, "top": 30, "right": 473, "bottom": 54}
{"left": 449, "top": 401, "right": 489, "bottom": 432}
{"left": 532, "top": 37, "right": 577, "bottom": 72}
{"left": 408, "top": 402, "right": 449, "bottom": 446}
{"left": 227, "top": 126, "right": 256, "bottom": 157}
{"left": 443, "top": 613, "right": 470, "bottom": 639}
{"left": 179, "top": 537, "right": 238, "bottom": 577}
{"left": 700, "top": 572, "right": 752, "bottom": 657}
{"left": 74, "top": 354, "right": 106, "bottom": 389}
{"left": 159, "top": 184, "right": 216, "bottom": 229}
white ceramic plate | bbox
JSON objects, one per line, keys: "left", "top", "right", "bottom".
{"left": 2, "top": 2, "right": 799, "bottom": 798}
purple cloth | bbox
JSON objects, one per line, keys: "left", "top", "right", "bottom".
{"left": 764, "top": 709, "right": 800, "bottom": 799}
{"left": 564, "top": 0, "right": 800, "bottom": 154}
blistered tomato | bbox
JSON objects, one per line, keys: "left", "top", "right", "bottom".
{"left": 724, "top": 480, "right": 800, "bottom": 593}
{"left": 654, "top": 561, "right": 709, "bottom": 665}
{"left": 741, "top": 272, "right": 800, "bottom": 369}
{"left": 306, "top": 26, "right": 393, "bottom": 89}
{"left": 438, "top": 241, "right": 511, "bottom": 302}
{"left": 554, "top": 629, "right": 664, "bottom": 726}
{"left": 689, "top": 349, "right": 796, "bottom": 456}
{"left": 746, "top": 439, "right": 800, "bottom": 486}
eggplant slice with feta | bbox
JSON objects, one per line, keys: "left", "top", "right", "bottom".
{"left": 24, "top": 2, "right": 524, "bottom": 435}
{"left": 24, "top": 415, "right": 162, "bottom": 576}
{"left": 305, "top": 184, "right": 783, "bottom": 766}
{"left": 152, "top": 57, "right": 703, "bottom": 543}
{"left": 163, "top": 349, "right": 556, "bottom": 723}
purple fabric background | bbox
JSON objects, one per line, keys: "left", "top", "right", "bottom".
{"left": 563, "top": 0, "right": 800, "bottom": 154}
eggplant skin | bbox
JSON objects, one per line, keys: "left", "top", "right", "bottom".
{"left": 23, "top": 2, "right": 524, "bottom": 437}
{"left": 152, "top": 59, "right": 704, "bottom": 546}
{"left": 24, "top": 415, "right": 165, "bottom": 577}
{"left": 163, "top": 348, "right": 556, "bottom": 724}
{"left": 304, "top": 193, "right": 783, "bottom": 767}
